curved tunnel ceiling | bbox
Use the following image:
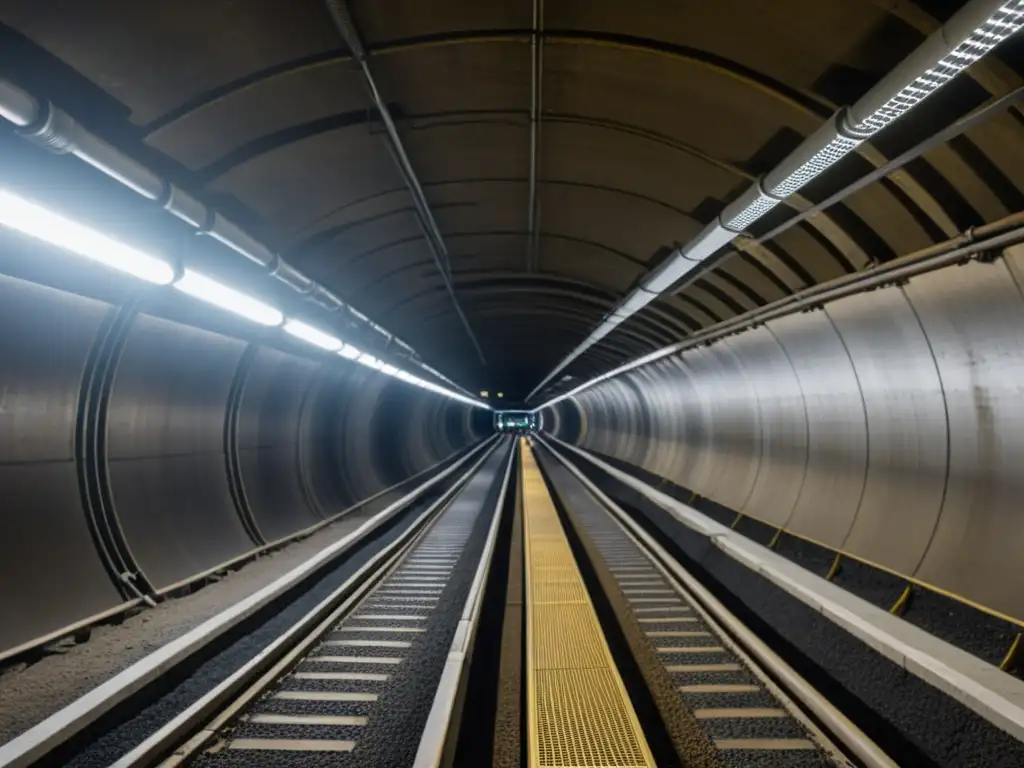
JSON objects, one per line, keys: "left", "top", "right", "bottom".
{"left": 2, "top": 0, "right": 1024, "bottom": 399}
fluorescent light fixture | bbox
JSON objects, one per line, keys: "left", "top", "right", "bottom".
{"left": 528, "top": 1, "right": 1024, "bottom": 409}
{"left": 283, "top": 319, "right": 342, "bottom": 351}
{"left": 0, "top": 187, "right": 489, "bottom": 411}
{"left": 849, "top": 1, "right": 1024, "bottom": 136}
{"left": 357, "top": 353, "right": 383, "bottom": 369}
{"left": 0, "top": 189, "right": 175, "bottom": 284}
{"left": 642, "top": 224, "right": 736, "bottom": 294}
{"left": 174, "top": 269, "right": 283, "bottom": 326}
{"left": 644, "top": 257, "right": 700, "bottom": 294}
{"left": 338, "top": 344, "right": 361, "bottom": 360}
{"left": 618, "top": 289, "right": 656, "bottom": 316}
{"left": 768, "top": 134, "right": 862, "bottom": 197}
{"left": 685, "top": 223, "right": 738, "bottom": 262}
{"left": 724, "top": 190, "right": 781, "bottom": 232}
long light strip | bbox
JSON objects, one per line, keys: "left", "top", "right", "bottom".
{"left": 174, "top": 269, "right": 284, "bottom": 326}
{"left": 849, "top": 1, "right": 1024, "bottom": 137}
{"left": 0, "top": 178, "right": 487, "bottom": 412}
{"left": 283, "top": 319, "right": 342, "bottom": 351}
{"left": 0, "top": 189, "right": 176, "bottom": 285}
{"left": 284, "top": 323, "right": 488, "bottom": 408}
{"left": 767, "top": 134, "right": 863, "bottom": 198}
{"left": 723, "top": 190, "right": 782, "bottom": 231}
{"left": 527, "top": 0, "right": 1024, "bottom": 404}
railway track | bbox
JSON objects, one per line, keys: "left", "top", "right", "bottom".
{"left": 0, "top": 437, "right": 514, "bottom": 768}
{"left": 531, "top": 436, "right": 897, "bottom": 768}
{"left": 137, "top": 441, "right": 516, "bottom": 767}
{"left": 2, "top": 434, "right": 918, "bottom": 768}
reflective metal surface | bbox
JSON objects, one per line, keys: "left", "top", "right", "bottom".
{"left": 769, "top": 310, "right": 867, "bottom": 549}
{"left": 237, "top": 347, "right": 323, "bottom": 544}
{"left": 0, "top": 275, "right": 485, "bottom": 659}
{"left": 0, "top": 275, "right": 125, "bottom": 658}
{"left": 107, "top": 314, "right": 254, "bottom": 591}
{"left": 549, "top": 247, "right": 1024, "bottom": 621}
{"left": 827, "top": 287, "right": 947, "bottom": 575}
{"left": 907, "top": 256, "right": 1024, "bottom": 619}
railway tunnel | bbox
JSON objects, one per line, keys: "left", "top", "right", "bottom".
{"left": 3, "top": 1, "right": 1024, "bottom": 766}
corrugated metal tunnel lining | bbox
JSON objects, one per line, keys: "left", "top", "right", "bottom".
{"left": 0, "top": 263, "right": 487, "bottom": 661}
{"left": 543, "top": 242, "right": 1024, "bottom": 626}
{"left": 2, "top": 0, "right": 1024, "bottom": 762}
{"left": 4, "top": 0, "right": 1024, "bottom": 397}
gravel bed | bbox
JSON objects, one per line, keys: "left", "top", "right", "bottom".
{"left": 0, "top": 446, "right": 479, "bottom": 749}
{"left": 0, "top": 505, "right": 379, "bottom": 745}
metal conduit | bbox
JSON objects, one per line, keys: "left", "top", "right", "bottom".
{"left": 526, "top": 0, "right": 545, "bottom": 274}
{"left": 526, "top": 0, "right": 1024, "bottom": 402}
{"left": 324, "top": 0, "right": 488, "bottom": 366}
{"left": 535, "top": 208, "right": 1024, "bottom": 407}
{"left": 0, "top": 76, "right": 466, "bottom": 392}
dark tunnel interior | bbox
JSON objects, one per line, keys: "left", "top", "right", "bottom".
{"left": 3, "top": 1, "right": 1024, "bottom": 764}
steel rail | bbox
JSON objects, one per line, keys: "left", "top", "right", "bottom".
{"left": 117, "top": 439, "right": 509, "bottom": 767}
{"left": 537, "top": 435, "right": 898, "bottom": 768}
{"left": 0, "top": 436, "right": 500, "bottom": 768}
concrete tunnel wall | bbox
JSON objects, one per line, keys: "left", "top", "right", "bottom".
{"left": 0, "top": 269, "right": 489, "bottom": 661}
{"left": 542, "top": 244, "right": 1024, "bottom": 626}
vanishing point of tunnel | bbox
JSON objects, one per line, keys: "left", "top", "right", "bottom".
{"left": 2, "top": 2, "right": 1024, "bottom": 767}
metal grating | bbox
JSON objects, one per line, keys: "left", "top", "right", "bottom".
{"left": 522, "top": 439, "right": 655, "bottom": 767}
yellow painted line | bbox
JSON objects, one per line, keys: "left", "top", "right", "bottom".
{"left": 521, "top": 439, "right": 655, "bottom": 768}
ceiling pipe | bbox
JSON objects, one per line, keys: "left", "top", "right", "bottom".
{"left": 324, "top": 0, "right": 487, "bottom": 366}
{"left": 0, "top": 76, "right": 466, "bottom": 393}
{"left": 752, "top": 84, "right": 1024, "bottom": 248}
{"left": 526, "top": 0, "right": 1024, "bottom": 402}
{"left": 535, "top": 208, "right": 1024, "bottom": 410}
{"left": 526, "top": 0, "right": 545, "bottom": 273}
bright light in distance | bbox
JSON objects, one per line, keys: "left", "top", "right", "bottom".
{"left": 0, "top": 189, "right": 175, "bottom": 285}
{"left": 380, "top": 364, "right": 398, "bottom": 376}
{"left": 283, "top": 319, "right": 341, "bottom": 351}
{"left": 338, "top": 344, "right": 361, "bottom": 360}
{"left": 174, "top": 269, "right": 283, "bottom": 326}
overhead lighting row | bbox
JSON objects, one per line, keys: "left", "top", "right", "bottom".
{"left": 528, "top": 0, "right": 1024, "bottom": 403}
{"left": 0, "top": 188, "right": 490, "bottom": 410}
